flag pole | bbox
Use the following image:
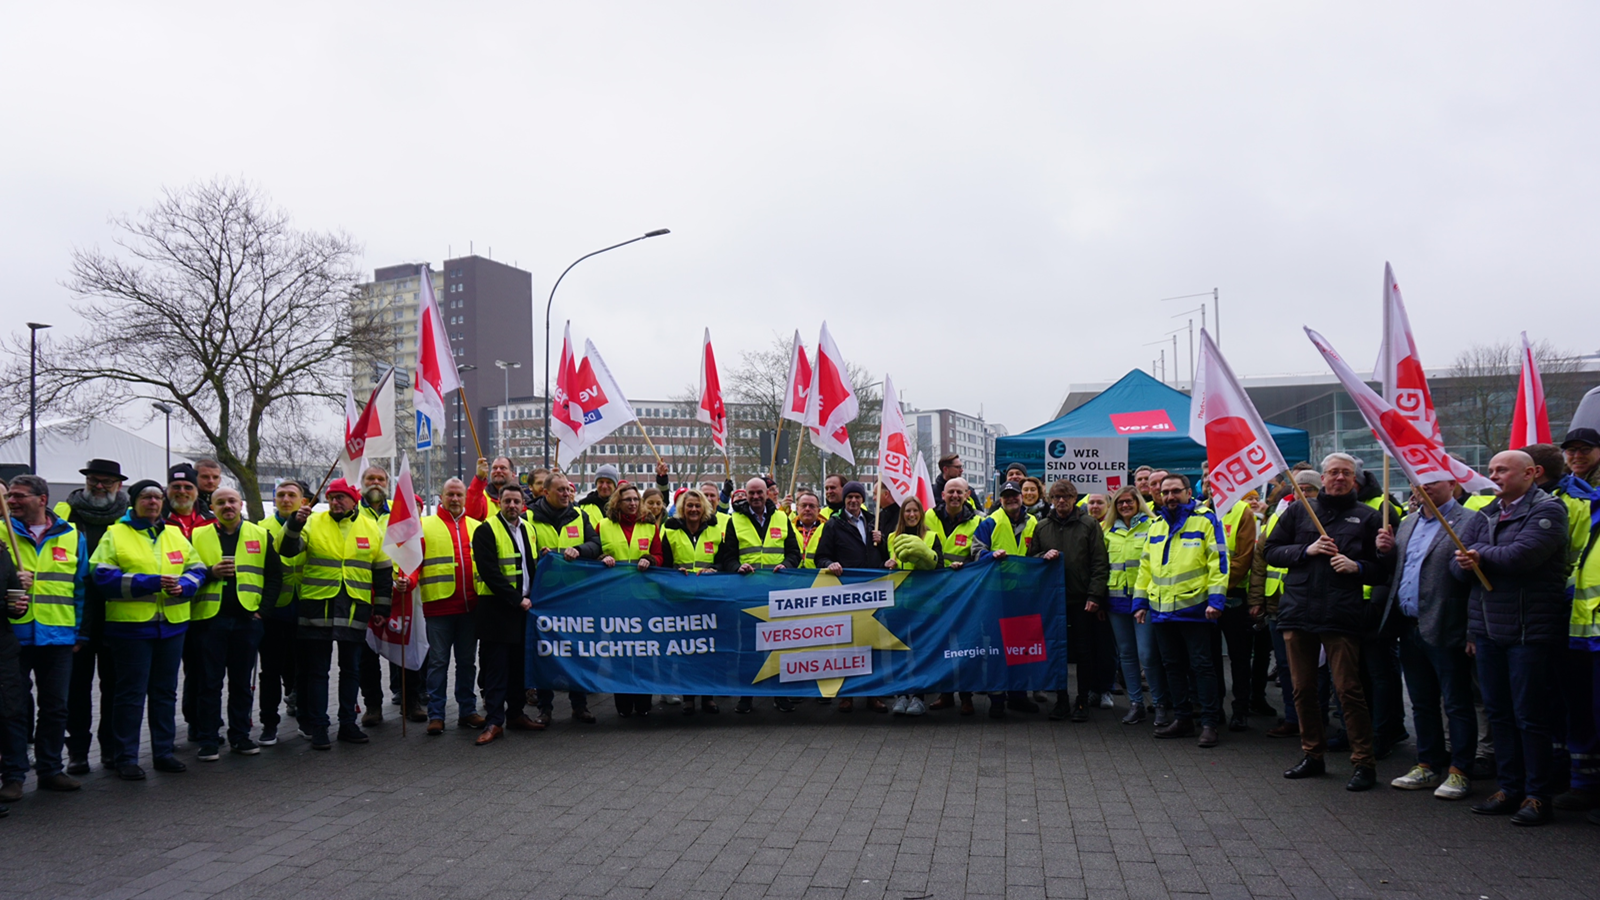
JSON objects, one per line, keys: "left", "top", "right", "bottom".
{"left": 772, "top": 416, "right": 785, "bottom": 484}
{"left": 312, "top": 452, "right": 344, "bottom": 500}
{"left": 1413, "top": 482, "right": 1493, "bottom": 592}
{"left": 1381, "top": 455, "right": 1392, "bottom": 530}
{"left": 787, "top": 433, "right": 805, "bottom": 503}
{"left": 633, "top": 420, "right": 664, "bottom": 466}
{"left": 457, "top": 386, "right": 485, "bottom": 461}
{"left": 1284, "top": 471, "right": 1328, "bottom": 538}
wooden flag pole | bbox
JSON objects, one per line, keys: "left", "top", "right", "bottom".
{"left": 1413, "top": 480, "right": 1494, "bottom": 592}
{"left": 634, "top": 420, "right": 664, "bottom": 466}
{"left": 772, "top": 416, "right": 785, "bottom": 482}
{"left": 313, "top": 452, "right": 345, "bottom": 501}
{"left": 1285, "top": 470, "right": 1329, "bottom": 538}
{"left": 1381, "top": 455, "right": 1392, "bottom": 530}
{"left": 458, "top": 386, "right": 485, "bottom": 461}
{"left": 787, "top": 433, "right": 806, "bottom": 504}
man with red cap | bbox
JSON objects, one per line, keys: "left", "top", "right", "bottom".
{"left": 274, "top": 478, "right": 392, "bottom": 750}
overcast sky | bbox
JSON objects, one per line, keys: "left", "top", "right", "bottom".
{"left": 3, "top": 2, "right": 1596, "bottom": 445}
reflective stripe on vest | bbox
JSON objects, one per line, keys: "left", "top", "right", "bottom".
{"left": 1136, "top": 511, "right": 1224, "bottom": 614}
{"left": 191, "top": 521, "right": 270, "bottom": 617}
{"left": 5, "top": 522, "right": 79, "bottom": 628}
{"left": 730, "top": 510, "right": 789, "bottom": 568}
{"left": 261, "top": 515, "right": 306, "bottom": 608}
{"left": 1105, "top": 516, "right": 1150, "bottom": 598}
{"left": 1222, "top": 500, "right": 1250, "bottom": 555}
{"left": 597, "top": 519, "right": 658, "bottom": 563}
{"left": 1261, "top": 512, "right": 1286, "bottom": 598}
{"left": 298, "top": 512, "right": 385, "bottom": 604}
{"left": 938, "top": 515, "right": 982, "bottom": 564}
{"left": 100, "top": 522, "right": 195, "bottom": 624}
{"left": 483, "top": 515, "right": 525, "bottom": 587}
{"left": 420, "top": 514, "right": 479, "bottom": 603}
{"left": 985, "top": 510, "right": 1036, "bottom": 557}
{"left": 530, "top": 511, "right": 584, "bottom": 553}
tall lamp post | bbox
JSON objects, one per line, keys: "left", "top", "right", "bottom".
{"left": 455, "top": 363, "right": 478, "bottom": 477}
{"left": 26, "top": 322, "right": 50, "bottom": 475}
{"left": 543, "top": 229, "right": 670, "bottom": 468}
{"left": 151, "top": 402, "right": 174, "bottom": 471}
{"left": 494, "top": 359, "right": 521, "bottom": 457}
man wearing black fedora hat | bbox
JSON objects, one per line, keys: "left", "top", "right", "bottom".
{"left": 58, "top": 459, "right": 128, "bottom": 776}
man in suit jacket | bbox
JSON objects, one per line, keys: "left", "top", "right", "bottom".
{"left": 1376, "top": 478, "right": 1480, "bottom": 800}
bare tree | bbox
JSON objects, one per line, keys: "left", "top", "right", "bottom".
{"left": 2, "top": 179, "right": 386, "bottom": 517}
{"left": 1441, "top": 338, "right": 1581, "bottom": 454}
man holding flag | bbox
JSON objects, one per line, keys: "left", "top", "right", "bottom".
{"left": 366, "top": 454, "right": 430, "bottom": 738}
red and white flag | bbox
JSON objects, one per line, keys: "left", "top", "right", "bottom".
{"left": 805, "top": 322, "right": 858, "bottom": 464}
{"left": 574, "top": 339, "right": 638, "bottom": 446}
{"left": 411, "top": 266, "right": 461, "bottom": 441}
{"left": 781, "top": 330, "right": 812, "bottom": 424}
{"left": 1189, "top": 328, "right": 1289, "bottom": 513}
{"left": 370, "top": 449, "right": 428, "bottom": 670}
{"left": 1510, "top": 331, "right": 1550, "bottom": 450}
{"left": 697, "top": 328, "right": 728, "bottom": 452}
{"left": 913, "top": 451, "right": 936, "bottom": 513}
{"left": 551, "top": 322, "right": 585, "bottom": 468}
{"left": 1310, "top": 328, "right": 1496, "bottom": 492}
{"left": 877, "top": 373, "right": 916, "bottom": 504}
{"left": 1372, "top": 262, "right": 1444, "bottom": 444}
{"left": 342, "top": 368, "right": 395, "bottom": 481}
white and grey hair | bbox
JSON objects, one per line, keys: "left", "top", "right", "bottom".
{"left": 1320, "top": 452, "right": 1362, "bottom": 476}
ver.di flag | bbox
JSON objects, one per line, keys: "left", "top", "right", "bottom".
{"left": 1372, "top": 262, "right": 1444, "bottom": 444}
{"left": 1189, "top": 328, "right": 1289, "bottom": 512}
{"left": 913, "top": 451, "right": 936, "bottom": 512}
{"left": 551, "top": 321, "right": 585, "bottom": 469}
{"left": 697, "top": 328, "right": 728, "bottom": 452}
{"left": 342, "top": 367, "right": 395, "bottom": 482}
{"left": 877, "top": 373, "right": 915, "bottom": 504}
{"left": 805, "top": 322, "right": 858, "bottom": 464}
{"left": 370, "top": 450, "right": 428, "bottom": 670}
{"left": 781, "top": 330, "right": 811, "bottom": 423}
{"left": 1510, "top": 331, "right": 1550, "bottom": 449}
{"left": 574, "top": 339, "right": 638, "bottom": 447}
{"left": 411, "top": 265, "right": 461, "bottom": 442}
{"left": 1309, "top": 328, "right": 1496, "bottom": 492}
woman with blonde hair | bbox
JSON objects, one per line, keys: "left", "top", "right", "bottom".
{"left": 884, "top": 497, "right": 941, "bottom": 716}
{"left": 1103, "top": 484, "right": 1169, "bottom": 726}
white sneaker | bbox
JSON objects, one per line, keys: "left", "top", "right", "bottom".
{"left": 1434, "top": 771, "right": 1471, "bottom": 800}
{"left": 906, "top": 697, "right": 927, "bottom": 716}
{"left": 1390, "top": 765, "right": 1441, "bottom": 790}
{"left": 1098, "top": 692, "right": 1115, "bottom": 709}
{"left": 890, "top": 695, "right": 910, "bottom": 716}
{"left": 663, "top": 695, "right": 682, "bottom": 706}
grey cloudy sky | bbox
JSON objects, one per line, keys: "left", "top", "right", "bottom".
{"left": 3, "top": 2, "right": 1595, "bottom": 440}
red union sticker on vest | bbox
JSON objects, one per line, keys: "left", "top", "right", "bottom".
{"left": 998, "top": 614, "right": 1047, "bottom": 665}
{"left": 566, "top": 525, "right": 580, "bottom": 538}
{"left": 166, "top": 550, "right": 184, "bottom": 564}
{"left": 778, "top": 646, "right": 873, "bottom": 683}
{"left": 638, "top": 537, "right": 649, "bottom": 550}
{"left": 1108, "top": 409, "right": 1175, "bottom": 434}
{"left": 769, "top": 527, "right": 782, "bottom": 539}
{"left": 52, "top": 546, "right": 68, "bottom": 562}
{"left": 703, "top": 541, "right": 714, "bottom": 553}
{"left": 953, "top": 534, "right": 968, "bottom": 546}
{"left": 356, "top": 537, "right": 370, "bottom": 549}
{"left": 245, "top": 540, "right": 261, "bottom": 554}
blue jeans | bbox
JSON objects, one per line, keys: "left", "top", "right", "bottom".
{"left": 199, "top": 616, "right": 263, "bottom": 747}
{"left": 109, "top": 633, "right": 186, "bottom": 767}
{"left": 1108, "top": 611, "right": 1169, "bottom": 709}
{"left": 296, "top": 639, "right": 363, "bottom": 732}
{"left": 1154, "top": 620, "right": 1220, "bottom": 727}
{"left": 1475, "top": 638, "right": 1559, "bottom": 800}
{"left": 2, "top": 645, "right": 74, "bottom": 782}
{"left": 425, "top": 613, "right": 478, "bottom": 721}
{"left": 1398, "top": 623, "right": 1476, "bottom": 773}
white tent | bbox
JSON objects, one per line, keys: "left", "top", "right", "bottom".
{"left": 0, "top": 418, "right": 193, "bottom": 499}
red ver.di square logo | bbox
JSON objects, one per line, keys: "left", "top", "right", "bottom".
{"left": 998, "top": 614, "right": 1046, "bottom": 665}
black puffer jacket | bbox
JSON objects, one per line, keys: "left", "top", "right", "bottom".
{"left": 1262, "top": 490, "right": 1391, "bottom": 634}
{"left": 1455, "top": 487, "right": 1570, "bottom": 646}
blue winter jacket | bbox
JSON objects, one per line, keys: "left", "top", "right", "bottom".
{"left": 1453, "top": 487, "right": 1570, "bottom": 646}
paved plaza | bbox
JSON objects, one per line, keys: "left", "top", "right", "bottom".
{"left": 6, "top": 692, "right": 1598, "bottom": 900}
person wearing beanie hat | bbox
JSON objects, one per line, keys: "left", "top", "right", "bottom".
{"left": 273, "top": 477, "right": 393, "bottom": 749}
{"left": 813, "top": 478, "right": 888, "bottom": 713}
{"left": 576, "top": 465, "right": 621, "bottom": 529}
{"left": 88, "top": 478, "right": 209, "bottom": 780}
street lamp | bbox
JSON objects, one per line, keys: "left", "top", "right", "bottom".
{"left": 26, "top": 322, "right": 50, "bottom": 475}
{"left": 151, "top": 402, "right": 174, "bottom": 471}
{"left": 495, "top": 360, "right": 521, "bottom": 456}
{"left": 455, "top": 363, "right": 478, "bottom": 477}
{"left": 543, "top": 229, "right": 670, "bottom": 468}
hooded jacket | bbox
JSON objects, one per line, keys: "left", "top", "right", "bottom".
{"left": 1455, "top": 487, "right": 1570, "bottom": 646}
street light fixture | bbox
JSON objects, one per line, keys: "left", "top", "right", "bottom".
{"left": 543, "top": 229, "right": 670, "bottom": 468}
{"left": 495, "top": 359, "right": 521, "bottom": 455}
{"left": 152, "top": 402, "right": 174, "bottom": 472}
{"left": 26, "top": 322, "right": 50, "bottom": 475}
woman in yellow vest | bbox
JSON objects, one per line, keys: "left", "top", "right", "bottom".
{"left": 884, "top": 497, "right": 941, "bottom": 718}
{"left": 599, "top": 484, "right": 662, "bottom": 718}
{"left": 88, "top": 479, "right": 208, "bottom": 780}
{"left": 661, "top": 489, "right": 738, "bottom": 715}
{"left": 1102, "top": 485, "right": 1165, "bottom": 726}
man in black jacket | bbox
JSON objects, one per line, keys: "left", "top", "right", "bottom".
{"left": 1029, "top": 479, "right": 1112, "bottom": 722}
{"left": 1263, "top": 453, "right": 1392, "bottom": 791}
{"left": 60, "top": 459, "right": 128, "bottom": 775}
{"left": 815, "top": 482, "right": 887, "bottom": 713}
{"left": 1453, "top": 450, "right": 1571, "bottom": 826}
{"left": 471, "top": 486, "right": 539, "bottom": 745}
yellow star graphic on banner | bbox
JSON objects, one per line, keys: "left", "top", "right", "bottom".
{"left": 743, "top": 569, "right": 913, "bottom": 697}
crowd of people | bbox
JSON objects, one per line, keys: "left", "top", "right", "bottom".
{"left": 0, "top": 433, "right": 1597, "bottom": 830}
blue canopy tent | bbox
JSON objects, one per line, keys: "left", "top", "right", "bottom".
{"left": 995, "top": 369, "right": 1311, "bottom": 483}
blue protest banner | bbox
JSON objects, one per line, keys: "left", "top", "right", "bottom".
{"left": 525, "top": 556, "right": 1066, "bottom": 696}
